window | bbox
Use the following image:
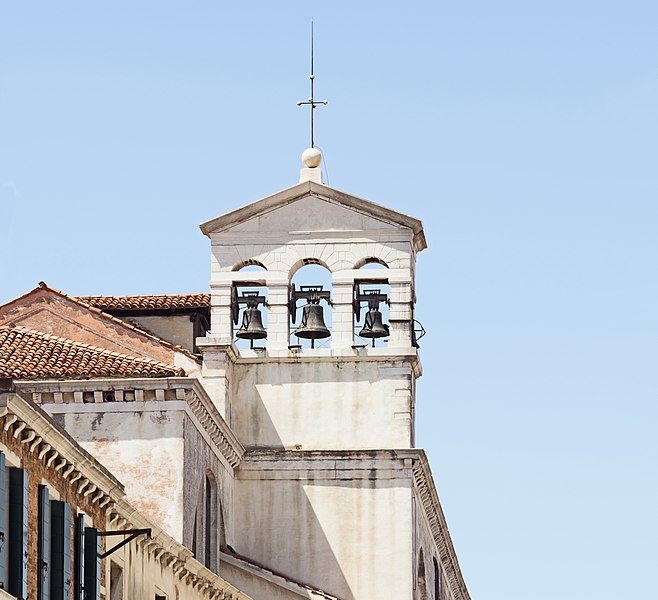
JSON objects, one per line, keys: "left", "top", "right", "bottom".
{"left": 417, "top": 549, "right": 427, "bottom": 600}
{"left": 8, "top": 467, "right": 28, "bottom": 599}
{"left": 203, "top": 473, "right": 218, "bottom": 572}
{"left": 433, "top": 557, "right": 440, "bottom": 600}
{"left": 84, "top": 528, "right": 101, "bottom": 600}
{"left": 37, "top": 485, "right": 50, "bottom": 600}
{"left": 50, "top": 500, "right": 72, "bottom": 600}
{"left": 73, "top": 514, "right": 85, "bottom": 600}
{"left": 109, "top": 562, "right": 123, "bottom": 600}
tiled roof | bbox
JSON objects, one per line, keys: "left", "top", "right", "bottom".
{"left": 0, "top": 283, "right": 201, "bottom": 361}
{"left": 76, "top": 293, "right": 210, "bottom": 311}
{"left": 0, "top": 326, "right": 186, "bottom": 379}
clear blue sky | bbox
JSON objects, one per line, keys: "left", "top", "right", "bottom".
{"left": 1, "top": 2, "right": 656, "bottom": 598}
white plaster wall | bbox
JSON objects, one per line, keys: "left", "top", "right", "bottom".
{"left": 233, "top": 475, "right": 413, "bottom": 600}
{"left": 54, "top": 408, "right": 186, "bottom": 541}
{"left": 231, "top": 360, "right": 414, "bottom": 449}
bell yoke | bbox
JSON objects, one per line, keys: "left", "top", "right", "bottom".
{"left": 234, "top": 280, "right": 391, "bottom": 349}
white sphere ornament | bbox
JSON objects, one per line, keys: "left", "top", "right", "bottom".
{"left": 301, "top": 147, "right": 322, "bottom": 168}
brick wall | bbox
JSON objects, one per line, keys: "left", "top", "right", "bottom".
{"left": 0, "top": 428, "right": 107, "bottom": 598}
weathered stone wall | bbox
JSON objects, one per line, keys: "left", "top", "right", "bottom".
{"left": 182, "top": 411, "right": 235, "bottom": 572}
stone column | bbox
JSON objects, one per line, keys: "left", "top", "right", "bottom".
{"left": 331, "top": 280, "right": 355, "bottom": 349}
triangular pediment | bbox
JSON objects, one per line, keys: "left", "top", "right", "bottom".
{"left": 200, "top": 181, "right": 427, "bottom": 251}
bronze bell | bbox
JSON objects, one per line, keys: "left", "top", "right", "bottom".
{"left": 236, "top": 307, "right": 267, "bottom": 340}
{"left": 359, "top": 308, "right": 389, "bottom": 339}
{"left": 294, "top": 303, "right": 330, "bottom": 345}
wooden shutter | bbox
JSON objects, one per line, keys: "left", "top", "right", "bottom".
{"left": 8, "top": 467, "right": 28, "bottom": 599}
{"left": 73, "top": 514, "right": 85, "bottom": 600}
{"left": 51, "top": 501, "right": 72, "bottom": 600}
{"left": 38, "top": 486, "right": 51, "bottom": 600}
{"left": 0, "top": 452, "right": 5, "bottom": 590}
{"left": 83, "top": 528, "right": 100, "bottom": 600}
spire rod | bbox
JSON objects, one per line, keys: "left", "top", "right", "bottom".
{"left": 297, "top": 21, "right": 328, "bottom": 148}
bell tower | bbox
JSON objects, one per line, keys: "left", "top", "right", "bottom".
{"left": 197, "top": 150, "right": 426, "bottom": 451}
{"left": 194, "top": 150, "right": 469, "bottom": 600}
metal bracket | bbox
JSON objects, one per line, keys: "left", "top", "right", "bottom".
{"left": 353, "top": 283, "right": 389, "bottom": 322}
{"left": 98, "top": 528, "right": 152, "bottom": 559}
{"left": 289, "top": 284, "right": 331, "bottom": 324}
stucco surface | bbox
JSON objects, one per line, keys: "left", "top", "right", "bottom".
{"left": 233, "top": 471, "right": 413, "bottom": 600}
{"left": 231, "top": 360, "right": 414, "bottom": 450}
{"left": 61, "top": 408, "right": 186, "bottom": 539}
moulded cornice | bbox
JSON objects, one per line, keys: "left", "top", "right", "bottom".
{"left": 199, "top": 181, "right": 427, "bottom": 252}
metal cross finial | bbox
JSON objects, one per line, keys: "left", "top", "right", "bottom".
{"left": 297, "top": 21, "right": 328, "bottom": 148}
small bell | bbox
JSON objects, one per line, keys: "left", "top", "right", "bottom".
{"left": 294, "top": 302, "right": 330, "bottom": 347}
{"left": 236, "top": 307, "right": 267, "bottom": 341}
{"left": 359, "top": 308, "right": 389, "bottom": 339}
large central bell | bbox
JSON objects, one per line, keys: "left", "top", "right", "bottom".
{"left": 294, "top": 302, "right": 330, "bottom": 344}
{"left": 359, "top": 307, "right": 389, "bottom": 339}
{"left": 236, "top": 307, "right": 267, "bottom": 340}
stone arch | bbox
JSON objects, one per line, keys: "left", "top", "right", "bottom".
{"left": 288, "top": 257, "right": 332, "bottom": 279}
{"left": 354, "top": 256, "right": 389, "bottom": 269}
{"left": 417, "top": 548, "right": 427, "bottom": 600}
{"left": 232, "top": 259, "right": 267, "bottom": 272}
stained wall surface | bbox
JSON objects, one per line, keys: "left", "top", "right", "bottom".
{"left": 232, "top": 453, "right": 414, "bottom": 600}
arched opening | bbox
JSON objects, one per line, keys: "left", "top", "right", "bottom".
{"left": 290, "top": 262, "right": 332, "bottom": 349}
{"left": 354, "top": 262, "right": 390, "bottom": 348}
{"left": 203, "top": 472, "right": 218, "bottom": 572}
{"left": 433, "top": 556, "right": 441, "bottom": 600}
{"left": 233, "top": 264, "right": 268, "bottom": 351}
{"left": 417, "top": 548, "right": 427, "bottom": 600}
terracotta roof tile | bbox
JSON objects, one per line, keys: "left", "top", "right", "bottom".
{"left": 0, "top": 326, "right": 186, "bottom": 380}
{"left": 0, "top": 283, "right": 201, "bottom": 361}
{"left": 76, "top": 294, "right": 210, "bottom": 311}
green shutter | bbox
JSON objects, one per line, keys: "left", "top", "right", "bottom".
{"left": 83, "top": 528, "right": 100, "bottom": 600}
{"left": 51, "top": 501, "right": 72, "bottom": 600}
{"left": 0, "top": 452, "right": 6, "bottom": 590}
{"left": 38, "top": 486, "right": 51, "bottom": 600}
{"left": 73, "top": 515, "right": 85, "bottom": 600}
{"left": 8, "top": 467, "right": 28, "bottom": 599}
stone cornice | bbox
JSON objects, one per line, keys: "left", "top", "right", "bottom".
{"left": 15, "top": 376, "right": 244, "bottom": 469}
{"left": 408, "top": 450, "right": 471, "bottom": 600}
{"left": 239, "top": 449, "right": 470, "bottom": 600}
{"left": 199, "top": 181, "right": 427, "bottom": 252}
{"left": 197, "top": 338, "right": 422, "bottom": 376}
